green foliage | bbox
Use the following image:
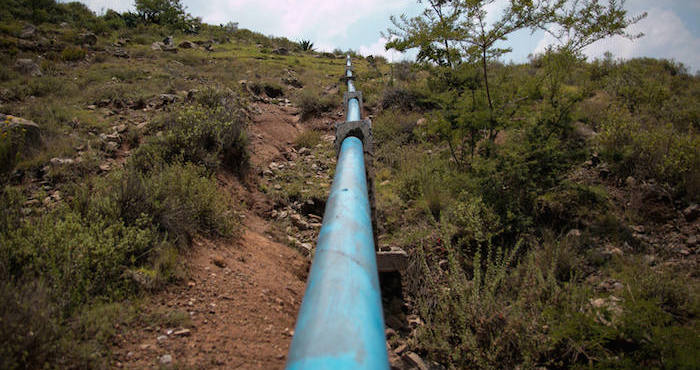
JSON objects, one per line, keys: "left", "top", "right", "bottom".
{"left": 293, "top": 130, "right": 322, "bottom": 149}
{"left": 135, "top": 0, "right": 201, "bottom": 32}
{"left": 0, "top": 281, "right": 61, "bottom": 370}
{"left": 294, "top": 88, "right": 338, "bottom": 120}
{"left": 61, "top": 46, "right": 86, "bottom": 62}
{"left": 598, "top": 103, "right": 700, "bottom": 199}
{"left": 0, "top": 119, "right": 24, "bottom": 180}
{"left": 134, "top": 89, "right": 249, "bottom": 174}
{"left": 297, "top": 39, "right": 314, "bottom": 52}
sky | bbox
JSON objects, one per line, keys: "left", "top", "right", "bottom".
{"left": 71, "top": 0, "right": 700, "bottom": 70}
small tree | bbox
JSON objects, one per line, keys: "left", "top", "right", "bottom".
{"left": 134, "top": 0, "right": 200, "bottom": 32}
{"left": 385, "top": 0, "right": 645, "bottom": 166}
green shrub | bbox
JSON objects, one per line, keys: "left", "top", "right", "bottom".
{"left": 293, "top": 130, "right": 321, "bottom": 149}
{"left": 0, "top": 281, "right": 61, "bottom": 370}
{"left": 134, "top": 91, "right": 249, "bottom": 174}
{"left": 294, "top": 89, "right": 337, "bottom": 120}
{"left": 61, "top": 46, "right": 86, "bottom": 62}
{"left": 598, "top": 104, "right": 700, "bottom": 199}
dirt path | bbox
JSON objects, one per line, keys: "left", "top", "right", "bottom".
{"left": 112, "top": 104, "right": 318, "bottom": 369}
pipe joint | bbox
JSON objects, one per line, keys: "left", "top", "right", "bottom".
{"left": 334, "top": 119, "right": 372, "bottom": 156}
{"left": 343, "top": 91, "right": 363, "bottom": 112}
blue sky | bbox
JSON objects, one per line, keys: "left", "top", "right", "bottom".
{"left": 72, "top": 0, "right": 700, "bottom": 70}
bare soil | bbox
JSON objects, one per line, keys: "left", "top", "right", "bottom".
{"left": 111, "top": 104, "right": 327, "bottom": 369}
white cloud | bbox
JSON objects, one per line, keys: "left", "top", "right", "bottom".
{"left": 535, "top": 8, "right": 700, "bottom": 70}
{"left": 196, "top": 0, "right": 410, "bottom": 44}
{"left": 63, "top": 0, "right": 132, "bottom": 14}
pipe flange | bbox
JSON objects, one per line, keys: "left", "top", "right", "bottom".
{"left": 334, "top": 119, "right": 373, "bottom": 156}
{"left": 339, "top": 75, "right": 356, "bottom": 83}
{"left": 343, "top": 91, "right": 363, "bottom": 112}
{"left": 345, "top": 65, "right": 355, "bottom": 73}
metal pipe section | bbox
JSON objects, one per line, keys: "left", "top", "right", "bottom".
{"left": 286, "top": 57, "right": 389, "bottom": 370}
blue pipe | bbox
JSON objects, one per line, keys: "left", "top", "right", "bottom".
{"left": 286, "top": 57, "right": 389, "bottom": 370}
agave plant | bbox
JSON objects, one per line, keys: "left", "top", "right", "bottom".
{"left": 298, "top": 39, "right": 315, "bottom": 52}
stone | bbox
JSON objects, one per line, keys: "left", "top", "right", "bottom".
{"left": 159, "top": 94, "right": 179, "bottom": 105}
{"left": 157, "top": 335, "right": 168, "bottom": 342}
{"left": 393, "top": 343, "right": 408, "bottom": 355}
{"left": 151, "top": 42, "right": 163, "bottom": 51}
{"left": 687, "top": 235, "right": 698, "bottom": 247}
{"left": 402, "top": 352, "right": 428, "bottom": 370}
{"left": 566, "top": 229, "right": 582, "bottom": 239}
{"left": 385, "top": 328, "right": 397, "bottom": 338}
{"left": 683, "top": 204, "right": 699, "bottom": 222}
{"left": 112, "top": 48, "right": 129, "bottom": 58}
{"left": 590, "top": 298, "right": 606, "bottom": 308}
{"left": 159, "top": 354, "right": 172, "bottom": 364}
{"left": 50, "top": 157, "right": 74, "bottom": 165}
{"left": 178, "top": 40, "right": 196, "bottom": 49}
{"left": 631, "top": 225, "right": 645, "bottom": 234}
{"left": 1, "top": 114, "right": 41, "bottom": 143}
{"left": 272, "top": 47, "right": 289, "bottom": 55}
{"left": 105, "top": 141, "right": 119, "bottom": 152}
{"left": 14, "top": 59, "right": 42, "bottom": 77}
{"left": 173, "top": 329, "right": 191, "bottom": 337}
{"left": 406, "top": 314, "right": 423, "bottom": 329}
{"left": 115, "top": 124, "right": 127, "bottom": 133}
{"left": 20, "top": 24, "right": 36, "bottom": 39}
{"left": 81, "top": 32, "right": 97, "bottom": 46}
{"left": 625, "top": 176, "right": 637, "bottom": 187}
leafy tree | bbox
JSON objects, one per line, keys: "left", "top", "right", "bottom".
{"left": 386, "top": 0, "right": 645, "bottom": 166}
{"left": 134, "top": 0, "right": 201, "bottom": 32}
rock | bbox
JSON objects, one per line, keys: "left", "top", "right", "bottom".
{"left": 14, "top": 58, "right": 42, "bottom": 77}
{"left": 20, "top": 24, "right": 36, "bottom": 39}
{"left": 1, "top": 114, "right": 41, "bottom": 143}
{"left": 394, "top": 343, "right": 408, "bottom": 355}
{"left": 625, "top": 176, "right": 637, "bottom": 187}
{"left": 50, "top": 157, "right": 74, "bottom": 165}
{"left": 272, "top": 47, "right": 289, "bottom": 55}
{"left": 683, "top": 204, "right": 699, "bottom": 222}
{"left": 300, "top": 243, "right": 313, "bottom": 253}
{"left": 416, "top": 118, "right": 427, "bottom": 127}
{"left": 159, "top": 94, "right": 179, "bottom": 105}
{"left": 115, "top": 124, "right": 127, "bottom": 133}
{"left": 406, "top": 314, "right": 423, "bottom": 329}
{"left": 173, "top": 329, "right": 191, "bottom": 337}
{"left": 112, "top": 48, "right": 129, "bottom": 58}
{"left": 566, "top": 229, "right": 582, "bottom": 239}
{"left": 178, "top": 40, "right": 196, "bottom": 49}
{"left": 631, "top": 225, "right": 645, "bottom": 233}
{"left": 81, "top": 32, "right": 97, "bottom": 46}
{"left": 385, "top": 328, "right": 397, "bottom": 339}
{"left": 402, "top": 352, "right": 428, "bottom": 370}
{"left": 291, "top": 214, "right": 310, "bottom": 229}
{"left": 211, "top": 256, "right": 226, "bottom": 268}
{"left": 298, "top": 147, "right": 310, "bottom": 155}
{"left": 105, "top": 141, "right": 119, "bottom": 152}
{"left": 603, "top": 245, "right": 623, "bottom": 257}
{"left": 99, "top": 163, "right": 111, "bottom": 172}
{"left": 151, "top": 42, "right": 163, "bottom": 51}
{"left": 163, "top": 45, "right": 178, "bottom": 53}
{"left": 590, "top": 298, "right": 606, "bottom": 308}
{"left": 159, "top": 354, "right": 172, "bottom": 364}
{"left": 157, "top": 335, "right": 168, "bottom": 342}
{"left": 687, "top": 235, "right": 698, "bottom": 247}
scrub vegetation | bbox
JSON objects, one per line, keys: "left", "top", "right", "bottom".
{"left": 0, "top": 0, "right": 698, "bottom": 368}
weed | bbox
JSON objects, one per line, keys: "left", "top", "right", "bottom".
{"left": 294, "top": 130, "right": 322, "bottom": 149}
{"left": 61, "top": 46, "right": 87, "bottom": 62}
